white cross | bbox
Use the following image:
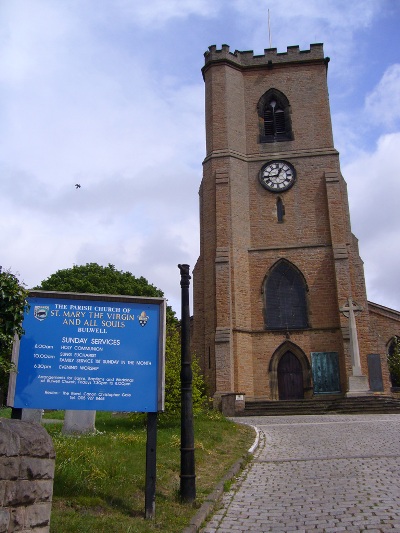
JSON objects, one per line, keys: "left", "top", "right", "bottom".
{"left": 340, "top": 296, "right": 363, "bottom": 376}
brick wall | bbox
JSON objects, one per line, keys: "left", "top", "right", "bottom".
{"left": 192, "top": 44, "right": 397, "bottom": 400}
{"left": 368, "top": 302, "right": 400, "bottom": 392}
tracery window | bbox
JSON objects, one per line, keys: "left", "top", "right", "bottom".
{"left": 264, "top": 260, "right": 308, "bottom": 330}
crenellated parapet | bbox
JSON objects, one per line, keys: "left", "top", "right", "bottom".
{"left": 203, "top": 43, "right": 327, "bottom": 71}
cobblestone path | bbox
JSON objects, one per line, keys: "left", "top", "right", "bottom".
{"left": 201, "top": 414, "right": 400, "bottom": 532}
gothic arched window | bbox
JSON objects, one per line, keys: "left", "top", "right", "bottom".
{"left": 264, "top": 260, "right": 308, "bottom": 330}
{"left": 257, "top": 88, "right": 293, "bottom": 143}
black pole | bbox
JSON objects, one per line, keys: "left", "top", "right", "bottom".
{"left": 145, "top": 411, "right": 157, "bottom": 519}
{"left": 178, "top": 264, "right": 196, "bottom": 503}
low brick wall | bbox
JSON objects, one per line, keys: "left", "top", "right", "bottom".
{"left": 0, "top": 419, "right": 55, "bottom": 532}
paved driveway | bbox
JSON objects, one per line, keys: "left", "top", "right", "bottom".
{"left": 201, "top": 414, "right": 400, "bottom": 532}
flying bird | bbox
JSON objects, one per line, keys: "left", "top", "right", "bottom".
{"left": 75, "top": 184, "right": 81, "bottom": 189}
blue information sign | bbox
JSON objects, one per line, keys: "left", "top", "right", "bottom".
{"left": 10, "top": 292, "right": 166, "bottom": 412}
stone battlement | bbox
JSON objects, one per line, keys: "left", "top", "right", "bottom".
{"left": 204, "top": 43, "right": 325, "bottom": 68}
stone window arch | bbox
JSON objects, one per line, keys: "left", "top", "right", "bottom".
{"left": 257, "top": 88, "right": 293, "bottom": 143}
{"left": 263, "top": 259, "right": 308, "bottom": 330}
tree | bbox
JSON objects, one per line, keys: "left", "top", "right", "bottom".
{"left": 0, "top": 269, "right": 29, "bottom": 404}
{"left": 35, "top": 262, "right": 177, "bottom": 325}
{"left": 35, "top": 263, "right": 208, "bottom": 412}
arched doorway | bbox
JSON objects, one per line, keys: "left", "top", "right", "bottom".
{"left": 277, "top": 351, "right": 304, "bottom": 400}
{"left": 269, "top": 341, "right": 311, "bottom": 400}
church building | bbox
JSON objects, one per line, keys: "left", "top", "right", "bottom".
{"left": 192, "top": 43, "right": 400, "bottom": 405}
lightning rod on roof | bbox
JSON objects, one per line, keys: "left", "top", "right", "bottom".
{"left": 268, "top": 8, "right": 272, "bottom": 48}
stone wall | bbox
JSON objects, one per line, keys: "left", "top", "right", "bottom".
{"left": 0, "top": 419, "right": 55, "bottom": 533}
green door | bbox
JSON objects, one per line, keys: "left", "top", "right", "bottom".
{"left": 311, "top": 352, "right": 340, "bottom": 394}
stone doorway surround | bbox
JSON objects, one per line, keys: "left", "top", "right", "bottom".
{"left": 269, "top": 341, "right": 312, "bottom": 400}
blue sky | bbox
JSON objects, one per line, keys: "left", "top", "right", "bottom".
{"left": 1, "top": 0, "right": 400, "bottom": 315}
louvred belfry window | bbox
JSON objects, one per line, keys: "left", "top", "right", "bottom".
{"left": 258, "top": 89, "right": 293, "bottom": 143}
{"left": 263, "top": 107, "right": 274, "bottom": 136}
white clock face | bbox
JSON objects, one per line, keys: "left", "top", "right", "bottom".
{"left": 259, "top": 161, "right": 296, "bottom": 192}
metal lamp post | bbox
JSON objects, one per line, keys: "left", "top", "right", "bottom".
{"left": 178, "top": 264, "right": 196, "bottom": 503}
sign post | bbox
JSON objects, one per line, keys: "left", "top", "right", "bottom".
{"left": 8, "top": 290, "right": 166, "bottom": 519}
{"left": 8, "top": 291, "right": 165, "bottom": 412}
{"left": 145, "top": 411, "right": 157, "bottom": 519}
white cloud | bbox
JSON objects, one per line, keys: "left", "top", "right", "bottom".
{"left": 343, "top": 132, "right": 400, "bottom": 310}
{"left": 0, "top": 2, "right": 204, "bottom": 312}
{"left": 330, "top": 58, "right": 400, "bottom": 311}
{"left": 230, "top": 0, "right": 385, "bottom": 88}
{"left": 0, "top": 1, "right": 82, "bottom": 85}
{"left": 231, "top": 0, "right": 381, "bottom": 37}
{"left": 365, "top": 64, "right": 400, "bottom": 129}
{"left": 270, "top": 0, "right": 380, "bottom": 28}
{"left": 111, "top": 0, "right": 219, "bottom": 26}
{"left": 333, "top": 60, "right": 400, "bottom": 164}
{"left": 0, "top": 0, "right": 398, "bottom": 316}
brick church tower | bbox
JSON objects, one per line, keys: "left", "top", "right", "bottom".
{"left": 192, "top": 43, "right": 397, "bottom": 404}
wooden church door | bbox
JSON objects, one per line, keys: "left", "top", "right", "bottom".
{"left": 278, "top": 351, "right": 304, "bottom": 400}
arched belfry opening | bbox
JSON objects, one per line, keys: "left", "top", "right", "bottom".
{"left": 257, "top": 88, "right": 293, "bottom": 143}
{"left": 263, "top": 259, "right": 309, "bottom": 330}
{"left": 269, "top": 342, "right": 312, "bottom": 400}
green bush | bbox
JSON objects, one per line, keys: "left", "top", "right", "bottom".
{"left": 0, "top": 269, "right": 29, "bottom": 404}
{"left": 164, "top": 325, "right": 209, "bottom": 413}
{"left": 388, "top": 336, "right": 400, "bottom": 387}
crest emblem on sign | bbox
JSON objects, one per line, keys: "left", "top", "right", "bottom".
{"left": 138, "top": 311, "right": 149, "bottom": 327}
{"left": 34, "top": 306, "right": 49, "bottom": 321}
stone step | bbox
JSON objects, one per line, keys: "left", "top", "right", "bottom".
{"left": 237, "top": 396, "right": 400, "bottom": 417}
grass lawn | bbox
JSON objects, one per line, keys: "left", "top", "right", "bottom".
{"left": 0, "top": 408, "right": 254, "bottom": 532}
